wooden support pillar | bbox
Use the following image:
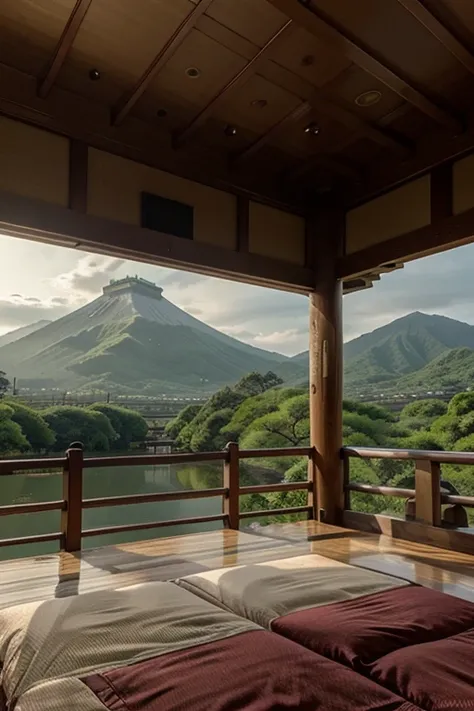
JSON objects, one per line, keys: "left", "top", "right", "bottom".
{"left": 308, "top": 210, "right": 344, "bottom": 524}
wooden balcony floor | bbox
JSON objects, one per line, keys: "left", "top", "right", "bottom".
{"left": 1, "top": 521, "right": 474, "bottom": 609}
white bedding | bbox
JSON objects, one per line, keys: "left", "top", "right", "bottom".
{"left": 176, "top": 553, "right": 409, "bottom": 628}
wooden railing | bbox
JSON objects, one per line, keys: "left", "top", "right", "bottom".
{"left": 342, "top": 446, "right": 474, "bottom": 553}
{"left": 0, "top": 443, "right": 316, "bottom": 552}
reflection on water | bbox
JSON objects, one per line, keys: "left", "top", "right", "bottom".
{"left": 0, "top": 461, "right": 226, "bottom": 561}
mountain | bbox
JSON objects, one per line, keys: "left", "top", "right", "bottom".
{"left": 292, "top": 312, "right": 474, "bottom": 395}
{"left": 0, "top": 320, "right": 51, "bottom": 349}
{"left": 344, "top": 312, "right": 474, "bottom": 392}
{"left": 0, "top": 277, "right": 305, "bottom": 395}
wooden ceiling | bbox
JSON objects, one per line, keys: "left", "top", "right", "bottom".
{"left": 1, "top": 0, "right": 474, "bottom": 211}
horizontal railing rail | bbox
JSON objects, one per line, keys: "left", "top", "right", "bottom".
{"left": 343, "top": 446, "right": 474, "bottom": 532}
{"left": 0, "top": 442, "right": 316, "bottom": 552}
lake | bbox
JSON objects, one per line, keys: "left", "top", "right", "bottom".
{"left": 0, "top": 459, "right": 228, "bottom": 561}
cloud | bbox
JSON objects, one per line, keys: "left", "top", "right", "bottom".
{"left": 0, "top": 294, "right": 71, "bottom": 331}
{"left": 52, "top": 255, "right": 124, "bottom": 299}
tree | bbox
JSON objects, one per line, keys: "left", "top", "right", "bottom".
{"left": 189, "top": 408, "right": 234, "bottom": 452}
{"left": 0, "top": 371, "right": 9, "bottom": 399}
{"left": 88, "top": 403, "right": 148, "bottom": 448}
{"left": 165, "top": 404, "right": 202, "bottom": 440}
{"left": 43, "top": 406, "right": 117, "bottom": 452}
{"left": 240, "top": 394, "right": 309, "bottom": 450}
{"left": 222, "top": 388, "right": 301, "bottom": 442}
{"left": 400, "top": 399, "right": 447, "bottom": 420}
{"left": 234, "top": 371, "right": 283, "bottom": 398}
{"left": 448, "top": 392, "right": 474, "bottom": 417}
{"left": 0, "top": 404, "right": 30, "bottom": 454}
{"left": 5, "top": 400, "right": 55, "bottom": 451}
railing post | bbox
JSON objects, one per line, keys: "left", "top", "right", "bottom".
{"left": 415, "top": 459, "right": 441, "bottom": 526}
{"left": 308, "top": 447, "right": 319, "bottom": 520}
{"left": 224, "top": 442, "right": 240, "bottom": 530}
{"left": 62, "top": 442, "right": 84, "bottom": 552}
{"left": 343, "top": 452, "right": 351, "bottom": 511}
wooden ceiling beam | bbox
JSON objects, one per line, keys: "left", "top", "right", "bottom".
{"left": 112, "top": 0, "right": 214, "bottom": 126}
{"left": 235, "top": 89, "right": 411, "bottom": 166}
{"left": 268, "top": 0, "right": 463, "bottom": 132}
{"left": 38, "top": 0, "right": 93, "bottom": 98}
{"left": 396, "top": 0, "right": 474, "bottom": 75}
{"left": 174, "top": 20, "right": 294, "bottom": 148}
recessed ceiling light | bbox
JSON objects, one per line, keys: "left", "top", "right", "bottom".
{"left": 224, "top": 125, "right": 237, "bottom": 137}
{"left": 304, "top": 122, "right": 320, "bottom": 135}
{"left": 185, "top": 67, "right": 201, "bottom": 79}
{"left": 156, "top": 109, "right": 168, "bottom": 118}
{"left": 251, "top": 99, "right": 268, "bottom": 109}
{"left": 355, "top": 90, "right": 382, "bottom": 107}
{"left": 89, "top": 68, "right": 101, "bottom": 81}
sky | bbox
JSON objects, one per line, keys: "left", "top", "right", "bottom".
{"left": 1, "top": 232, "right": 474, "bottom": 356}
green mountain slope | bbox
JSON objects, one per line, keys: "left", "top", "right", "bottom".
{"left": 293, "top": 312, "right": 474, "bottom": 394}
{"left": 396, "top": 348, "right": 474, "bottom": 392}
{"left": 0, "top": 278, "right": 305, "bottom": 395}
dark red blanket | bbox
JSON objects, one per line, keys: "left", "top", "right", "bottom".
{"left": 271, "top": 585, "right": 474, "bottom": 710}
{"left": 83, "top": 630, "right": 420, "bottom": 711}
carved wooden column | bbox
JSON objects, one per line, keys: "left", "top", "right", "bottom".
{"left": 307, "top": 209, "right": 344, "bottom": 525}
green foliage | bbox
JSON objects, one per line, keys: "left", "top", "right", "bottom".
{"left": 234, "top": 371, "right": 284, "bottom": 397}
{"left": 0, "top": 404, "right": 30, "bottom": 453}
{"left": 448, "top": 392, "right": 474, "bottom": 417}
{"left": 4, "top": 400, "right": 55, "bottom": 451}
{"left": 452, "top": 435, "right": 474, "bottom": 452}
{"left": 189, "top": 408, "right": 234, "bottom": 452}
{"left": 343, "top": 400, "right": 395, "bottom": 422}
{"left": 0, "top": 371, "right": 9, "bottom": 398}
{"left": 222, "top": 388, "right": 301, "bottom": 441}
{"left": 402, "top": 431, "right": 444, "bottom": 451}
{"left": 88, "top": 403, "right": 148, "bottom": 448}
{"left": 43, "top": 406, "right": 117, "bottom": 452}
{"left": 165, "top": 404, "right": 202, "bottom": 440}
{"left": 400, "top": 399, "right": 447, "bottom": 419}
{"left": 430, "top": 414, "right": 463, "bottom": 448}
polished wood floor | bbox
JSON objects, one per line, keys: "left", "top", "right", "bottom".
{"left": 1, "top": 521, "right": 474, "bottom": 609}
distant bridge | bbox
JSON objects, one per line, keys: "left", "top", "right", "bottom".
{"left": 358, "top": 390, "right": 460, "bottom": 411}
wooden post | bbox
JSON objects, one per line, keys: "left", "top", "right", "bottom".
{"left": 307, "top": 447, "right": 318, "bottom": 519}
{"left": 62, "top": 442, "right": 84, "bottom": 552}
{"left": 224, "top": 442, "right": 240, "bottom": 529}
{"left": 308, "top": 210, "right": 344, "bottom": 525}
{"left": 415, "top": 459, "right": 441, "bottom": 526}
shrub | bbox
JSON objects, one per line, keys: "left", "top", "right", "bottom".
{"left": 88, "top": 403, "right": 148, "bottom": 448}
{"left": 5, "top": 400, "right": 55, "bottom": 451}
{"left": 43, "top": 406, "right": 117, "bottom": 452}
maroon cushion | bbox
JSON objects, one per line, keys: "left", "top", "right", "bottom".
{"left": 82, "top": 630, "right": 420, "bottom": 711}
{"left": 370, "top": 628, "right": 474, "bottom": 711}
{"left": 271, "top": 586, "right": 474, "bottom": 670}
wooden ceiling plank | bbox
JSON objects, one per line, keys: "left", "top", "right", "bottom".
{"left": 174, "top": 20, "right": 294, "bottom": 148}
{"left": 286, "top": 134, "right": 364, "bottom": 184}
{"left": 234, "top": 101, "right": 312, "bottom": 164}
{"left": 112, "top": 0, "right": 215, "bottom": 126}
{"left": 396, "top": 0, "right": 474, "bottom": 76}
{"left": 267, "top": 0, "right": 463, "bottom": 132}
{"left": 38, "top": 0, "right": 93, "bottom": 98}
{"left": 195, "top": 14, "right": 409, "bottom": 159}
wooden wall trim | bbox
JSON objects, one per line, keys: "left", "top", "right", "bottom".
{"left": 339, "top": 178, "right": 474, "bottom": 279}
{"left": 343, "top": 510, "right": 474, "bottom": 556}
{"left": 0, "top": 189, "right": 314, "bottom": 293}
{"left": 68, "top": 140, "right": 88, "bottom": 212}
{"left": 236, "top": 196, "right": 250, "bottom": 252}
